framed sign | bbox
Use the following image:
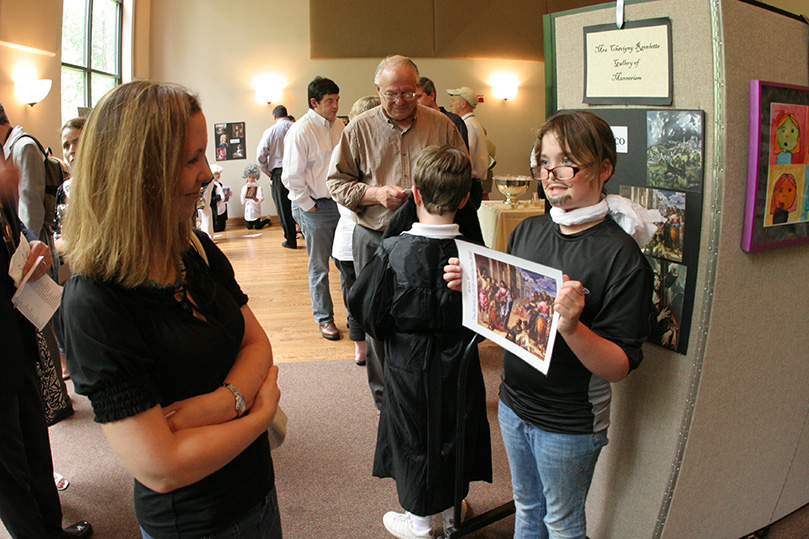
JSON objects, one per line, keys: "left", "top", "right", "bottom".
{"left": 742, "top": 80, "right": 809, "bottom": 251}
{"left": 583, "top": 18, "right": 672, "bottom": 105}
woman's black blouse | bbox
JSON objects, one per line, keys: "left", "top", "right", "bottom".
{"left": 60, "top": 231, "right": 273, "bottom": 539}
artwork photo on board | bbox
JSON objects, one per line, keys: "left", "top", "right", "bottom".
{"left": 742, "top": 80, "right": 809, "bottom": 251}
{"left": 647, "top": 110, "right": 704, "bottom": 192}
{"left": 647, "top": 256, "right": 687, "bottom": 352}
{"left": 620, "top": 186, "right": 686, "bottom": 263}
{"left": 456, "top": 240, "right": 562, "bottom": 375}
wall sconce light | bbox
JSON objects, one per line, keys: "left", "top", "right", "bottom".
{"left": 252, "top": 74, "right": 286, "bottom": 105}
{"left": 256, "top": 86, "right": 283, "bottom": 105}
{"left": 489, "top": 73, "right": 519, "bottom": 101}
{"left": 16, "top": 79, "right": 53, "bottom": 106}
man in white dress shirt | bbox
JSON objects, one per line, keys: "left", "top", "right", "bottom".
{"left": 257, "top": 105, "right": 296, "bottom": 248}
{"left": 447, "top": 86, "right": 489, "bottom": 206}
{"left": 282, "top": 77, "right": 344, "bottom": 340}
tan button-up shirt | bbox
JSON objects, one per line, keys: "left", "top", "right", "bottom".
{"left": 327, "top": 105, "right": 466, "bottom": 231}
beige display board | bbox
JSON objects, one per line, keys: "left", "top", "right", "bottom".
{"left": 546, "top": 1, "right": 809, "bottom": 538}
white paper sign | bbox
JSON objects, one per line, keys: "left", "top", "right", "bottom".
{"left": 611, "top": 126, "right": 628, "bottom": 154}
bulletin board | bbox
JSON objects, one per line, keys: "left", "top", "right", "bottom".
{"left": 563, "top": 108, "right": 704, "bottom": 354}
{"left": 214, "top": 122, "right": 247, "bottom": 162}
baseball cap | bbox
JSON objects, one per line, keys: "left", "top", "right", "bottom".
{"left": 446, "top": 87, "right": 477, "bottom": 108}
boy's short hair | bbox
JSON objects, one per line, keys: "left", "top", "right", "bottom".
{"left": 413, "top": 145, "right": 472, "bottom": 215}
{"left": 532, "top": 110, "right": 617, "bottom": 179}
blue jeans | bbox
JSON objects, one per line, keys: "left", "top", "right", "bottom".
{"left": 297, "top": 198, "right": 340, "bottom": 324}
{"left": 498, "top": 401, "right": 607, "bottom": 539}
{"left": 140, "top": 488, "right": 282, "bottom": 539}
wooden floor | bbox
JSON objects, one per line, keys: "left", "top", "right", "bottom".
{"left": 211, "top": 220, "right": 354, "bottom": 363}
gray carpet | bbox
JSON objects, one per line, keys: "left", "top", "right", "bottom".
{"left": 7, "top": 346, "right": 807, "bottom": 538}
{"left": 4, "top": 346, "right": 515, "bottom": 539}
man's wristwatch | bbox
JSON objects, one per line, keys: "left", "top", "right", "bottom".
{"left": 223, "top": 382, "right": 246, "bottom": 418}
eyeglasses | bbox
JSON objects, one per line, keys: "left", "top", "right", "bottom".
{"left": 530, "top": 164, "right": 581, "bottom": 181}
{"left": 381, "top": 91, "right": 417, "bottom": 103}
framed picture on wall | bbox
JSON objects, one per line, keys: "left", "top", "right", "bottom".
{"left": 214, "top": 122, "right": 247, "bottom": 161}
{"left": 742, "top": 80, "right": 809, "bottom": 251}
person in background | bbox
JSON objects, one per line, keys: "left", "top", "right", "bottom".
{"left": 54, "top": 117, "right": 86, "bottom": 244}
{"left": 415, "top": 77, "right": 468, "bottom": 149}
{"left": 327, "top": 54, "right": 468, "bottom": 410}
{"left": 209, "top": 163, "right": 229, "bottom": 233}
{"left": 59, "top": 80, "right": 282, "bottom": 539}
{"left": 0, "top": 150, "right": 92, "bottom": 539}
{"left": 197, "top": 176, "right": 215, "bottom": 238}
{"left": 444, "top": 111, "right": 655, "bottom": 539}
{"left": 1, "top": 103, "right": 72, "bottom": 427}
{"left": 54, "top": 116, "right": 87, "bottom": 381}
{"left": 447, "top": 86, "right": 487, "bottom": 208}
{"left": 257, "top": 105, "right": 296, "bottom": 249}
{"left": 282, "top": 76, "right": 344, "bottom": 341}
{"left": 350, "top": 145, "right": 491, "bottom": 539}
{"left": 241, "top": 163, "right": 270, "bottom": 230}
{"left": 332, "top": 95, "right": 379, "bottom": 365}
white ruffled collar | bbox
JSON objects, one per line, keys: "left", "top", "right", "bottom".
{"left": 549, "top": 195, "right": 663, "bottom": 246}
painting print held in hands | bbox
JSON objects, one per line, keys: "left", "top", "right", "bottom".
{"left": 455, "top": 240, "right": 562, "bottom": 375}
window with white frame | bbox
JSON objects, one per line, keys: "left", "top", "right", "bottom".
{"left": 61, "top": 0, "right": 122, "bottom": 123}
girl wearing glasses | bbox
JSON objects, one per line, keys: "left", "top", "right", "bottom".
{"left": 446, "top": 111, "right": 657, "bottom": 539}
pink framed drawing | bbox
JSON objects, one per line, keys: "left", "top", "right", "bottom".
{"left": 742, "top": 80, "right": 809, "bottom": 251}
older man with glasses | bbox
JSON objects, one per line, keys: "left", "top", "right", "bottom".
{"left": 327, "top": 54, "right": 468, "bottom": 412}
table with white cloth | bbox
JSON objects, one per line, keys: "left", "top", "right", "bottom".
{"left": 477, "top": 200, "right": 545, "bottom": 252}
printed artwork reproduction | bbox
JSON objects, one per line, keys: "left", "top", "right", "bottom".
{"left": 646, "top": 110, "right": 704, "bottom": 192}
{"left": 647, "top": 257, "right": 687, "bottom": 351}
{"left": 456, "top": 240, "right": 563, "bottom": 375}
{"left": 620, "top": 186, "right": 686, "bottom": 263}
{"left": 214, "top": 122, "right": 247, "bottom": 161}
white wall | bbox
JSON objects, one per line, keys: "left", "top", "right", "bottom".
{"left": 0, "top": 0, "right": 64, "bottom": 153}
{"left": 146, "top": 0, "right": 545, "bottom": 219}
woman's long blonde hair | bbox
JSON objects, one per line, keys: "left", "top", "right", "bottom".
{"left": 62, "top": 80, "right": 202, "bottom": 287}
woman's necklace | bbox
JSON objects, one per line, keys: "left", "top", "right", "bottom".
{"left": 145, "top": 256, "right": 186, "bottom": 290}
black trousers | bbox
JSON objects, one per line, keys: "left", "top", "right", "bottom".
{"left": 334, "top": 258, "right": 365, "bottom": 342}
{"left": 271, "top": 168, "right": 297, "bottom": 246}
{"left": 352, "top": 225, "right": 385, "bottom": 410}
{"left": 0, "top": 346, "right": 64, "bottom": 539}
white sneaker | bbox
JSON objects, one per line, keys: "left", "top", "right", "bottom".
{"left": 54, "top": 472, "right": 69, "bottom": 491}
{"left": 383, "top": 511, "right": 433, "bottom": 539}
{"left": 442, "top": 499, "right": 468, "bottom": 531}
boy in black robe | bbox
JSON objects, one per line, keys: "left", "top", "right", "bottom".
{"left": 349, "top": 145, "right": 492, "bottom": 539}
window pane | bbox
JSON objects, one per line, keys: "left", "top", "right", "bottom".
{"left": 91, "top": 0, "right": 120, "bottom": 75}
{"left": 90, "top": 73, "right": 118, "bottom": 107}
{"left": 61, "top": 67, "right": 86, "bottom": 125}
{"left": 61, "top": 0, "right": 87, "bottom": 67}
